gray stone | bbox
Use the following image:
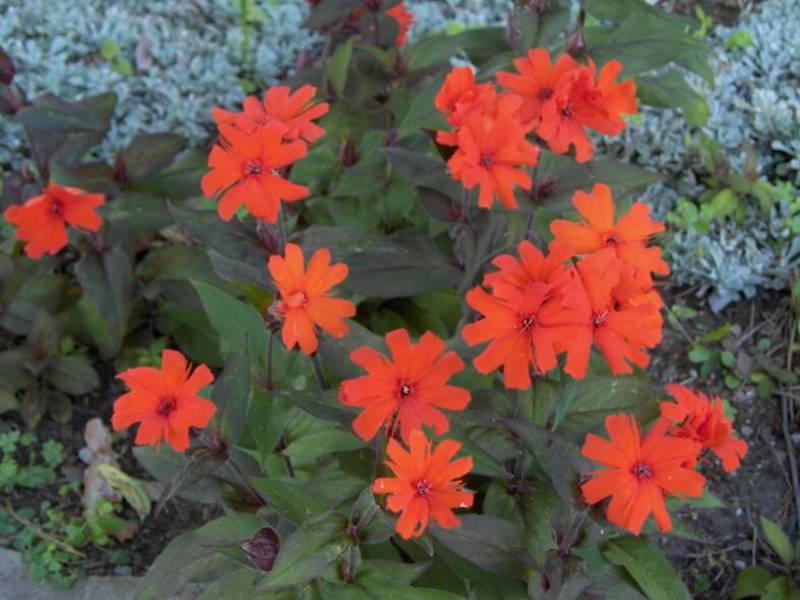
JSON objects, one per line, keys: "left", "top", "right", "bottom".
{"left": 0, "top": 548, "right": 204, "bottom": 600}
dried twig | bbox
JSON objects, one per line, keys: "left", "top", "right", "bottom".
{"left": 780, "top": 320, "right": 800, "bottom": 536}
{"left": 4, "top": 500, "right": 85, "bottom": 557}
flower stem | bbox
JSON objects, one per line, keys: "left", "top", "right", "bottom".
{"left": 277, "top": 205, "right": 288, "bottom": 254}
{"left": 310, "top": 352, "right": 328, "bottom": 390}
{"left": 227, "top": 457, "right": 267, "bottom": 507}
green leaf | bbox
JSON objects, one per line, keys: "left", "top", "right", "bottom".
{"left": 532, "top": 151, "right": 661, "bottom": 213}
{"left": 327, "top": 38, "right": 353, "bottom": 97}
{"left": 259, "top": 511, "right": 348, "bottom": 591}
{"left": 248, "top": 390, "right": 295, "bottom": 468}
{"left": 75, "top": 244, "right": 134, "bottom": 358}
{"left": 171, "top": 205, "right": 269, "bottom": 289}
{"left": 0, "top": 387, "right": 18, "bottom": 414}
{"left": 503, "top": 419, "right": 590, "bottom": 504}
{"left": 135, "top": 513, "right": 264, "bottom": 600}
{"left": 305, "top": 0, "right": 363, "bottom": 29}
{"left": 551, "top": 375, "right": 662, "bottom": 443}
{"left": 119, "top": 133, "right": 185, "bottom": 183}
{"left": 46, "top": 355, "right": 100, "bottom": 396}
{"left": 733, "top": 566, "right": 772, "bottom": 599}
{"left": 251, "top": 477, "right": 327, "bottom": 525}
{"left": 602, "top": 536, "right": 691, "bottom": 600}
{"left": 397, "top": 74, "right": 449, "bottom": 139}
{"left": 283, "top": 428, "right": 363, "bottom": 465}
{"left": 192, "top": 281, "right": 268, "bottom": 371}
{"left": 637, "top": 69, "right": 709, "bottom": 126}
{"left": 211, "top": 343, "right": 252, "bottom": 446}
{"left": 432, "top": 514, "right": 531, "bottom": 579}
{"left": 584, "top": 12, "right": 711, "bottom": 80}
{"left": 301, "top": 226, "right": 461, "bottom": 298}
{"left": 408, "top": 28, "right": 509, "bottom": 72}
{"left": 761, "top": 517, "right": 794, "bottom": 566}
{"left": 688, "top": 344, "right": 712, "bottom": 363}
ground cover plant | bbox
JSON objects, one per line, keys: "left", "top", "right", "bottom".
{"left": 0, "top": 0, "right": 773, "bottom": 597}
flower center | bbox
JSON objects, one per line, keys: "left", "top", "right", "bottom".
{"left": 592, "top": 309, "right": 608, "bottom": 329}
{"left": 157, "top": 395, "right": 178, "bottom": 417}
{"left": 538, "top": 87, "right": 553, "bottom": 100}
{"left": 398, "top": 382, "right": 413, "bottom": 399}
{"left": 415, "top": 479, "right": 432, "bottom": 496}
{"left": 49, "top": 199, "right": 64, "bottom": 217}
{"left": 631, "top": 462, "right": 652, "bottom": 480}
{"left": 283, "top": 291, "right": 308, "bottom": 309}
{"left": 604, "top": 233, "right": 621, "bottom": 246}
{"left": 519, "top": 314, "right": 537, "bottom": 332}
{"left": 561, "top": 101, "right": 575, "bottom": 118}
{"left": 243, "top": 159, "right": 264, "bottom": 177}
{"left": 479, "top": 154, "right": 493, "bottom": 168}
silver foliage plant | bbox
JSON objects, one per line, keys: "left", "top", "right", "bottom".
{"left": 2, "top": 0, "right": 797, "bottom": 310}
{"left": 605, "top": 0, "right": 800, "bottom": 311}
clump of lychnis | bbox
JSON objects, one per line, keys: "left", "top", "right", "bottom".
{"left": 106, "top": 39, "right": 747, "bottom": 543}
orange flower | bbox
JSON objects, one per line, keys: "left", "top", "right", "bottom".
{"left": 571, "top": 59, "right": 637, "bottom": 137}
{"left": 434, "top": 67, "right": 496, "bottom": 130}
{"left": 462, "top": 243, "right": 586, "bottom": 389}
{"left": 658, "top": 384, "right": 748, "bottom": 472}
{"left": 568, "top": 249, "right": 662, "bottom": 377}
{"left": 550, "top": 183, "right": 669, "bottom": 282}
{"left": 447, "top": 98, "right": 540, "bottom": 209}
{"left": 212, "top": 85, "right": 329, "bottom": 143}
{"left": 339, "top": 329, "right": 470, "bottom": 443}
{"left": 374, "top": 429, "right": 473, "bottom": 539}
{"left": 535, "top": 67, "right": 597, "bottom": 163}
{"left": 201, "top": 124, "right": 310, "bottom": 222}
{"left": 581, "top": 413, "right": 705, "bottom": 535}
{"left": 496, "top": 48, "right": 580, "bottom": 125}
{"left": 112, "top": 350, "right": 216, "bottom": 452}
{"left": 268, "top": 243, "right": 355, "bottom": 355}
{"left": 387, "top": 2, "right": 413, "bottom": 47}
{"left": 4, "top": 184, "right": 104, "bottom": 259}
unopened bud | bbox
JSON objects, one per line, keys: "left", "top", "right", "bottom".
{"left": 339, "top": 138, "right": 357, "bottom": 167}
{"left": 0, "top": 84, "right": 25, "bottom": 116}
{"left": 240, "top": 527, "right": 280, "bottom": 572}
{"left": 0, "top": 48, "right": 15, "bottom": 86}
{"left": 256, "top": 220, "right": 282, "bottom": 255}
{"left": 566, "top": 26, "right": 587, "bottom": 58}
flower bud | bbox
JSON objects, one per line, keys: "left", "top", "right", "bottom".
{"left": 566, "top": 26, "right": 587, "bottom": 59}
{"left": 240, "top": 527, "right": 280, "bottom": 572}
{"left": 0, "top": 48, "right": 15, "bottom": 85}
{"left": 338, "top": 138, "right": 357, "bottom": 167}
{"left": 0, "top": 84, "right": 25, "bottom": 116}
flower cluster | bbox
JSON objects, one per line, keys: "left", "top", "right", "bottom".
{"left": 202, "top": 85, "right": 329, "bottom": 223}
{"left": 581, "top": 384, "right": 748, "bottom": 535}
{"left": 463, "top": 183, "right": 666, "bottom": 389}
{"left": 3, "top": 183, "right": 105, "bottom": 259}
{"left": 435, "top": 49, "right": 636, "bottom": 209}
{"left": 340, "top": 328, "right": 474, "bottom": 539}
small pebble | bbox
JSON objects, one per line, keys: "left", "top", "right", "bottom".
{"left": 735, "top": 560, "right": 746, "bottom": 570}
{"left": 740, "top": 425, "right": 754, "bottom": 437}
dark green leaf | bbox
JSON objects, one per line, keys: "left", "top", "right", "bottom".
{"left": 732, "top": 566, "right": 772, "bottom": 599}
{"left": 47, "top": 355, "right": 100, "bottom": 396}
{"left": 251, "top": 477, "right": 327, "bottom": 525}
{"left": 135, "top": 513, "right": 264, "bottom": 600}
{"left": 637, "top": 69, "right": 709, "bottom": 126}
{"left": 602, "top": 536, "right": 691, "bottom": 600}
{"left": 75, "top": 244, "right": 134, "bottom": 357}
{"left": 432, "top": 514, "right": 531, "bottom": 579}
{"left": 305, "top": 0, "right": 363, "bottom": 29}
{"left": 119, "top": 133, "right": 186, "bottom": 183}
{"left": 212, "top": 343, "right": 252, "bottom": 446}
{"left": 192, "top": 281, "right": 268, "bottom": 370}
{"left": 532, "top": 151, "right": 661, "bottom": 214}
{"left": 259, "top": 511, "right": 348, "bottom": 591}
{"left": 761, "top": 517, "right": 794, "bottom": 566}
{"left": 397, "top": 75, "right": 448, "bottom": 139}
{"left": 301, "top": 226, "right": 461, "bottom": 298}
{"left": 327, "top": 38, "right": 354, "bottom": 97}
